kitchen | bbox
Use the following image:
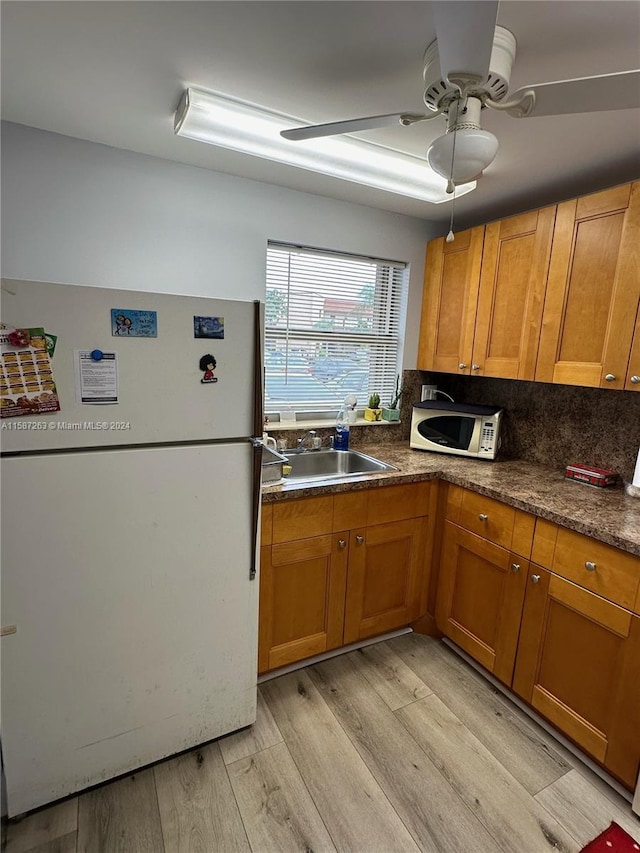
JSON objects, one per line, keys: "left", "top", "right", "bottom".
{"left": 2, "top": 2, "right": 640, "bottom": 851}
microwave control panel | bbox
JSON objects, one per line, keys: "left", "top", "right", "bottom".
{"left": 478, "top": 420, "right": 499, "bottom": 457}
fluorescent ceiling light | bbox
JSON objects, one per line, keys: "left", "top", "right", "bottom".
{"left": 174, "top": 88, "right": 476, "bottom": 204}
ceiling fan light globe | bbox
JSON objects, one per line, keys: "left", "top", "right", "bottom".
{"left": 427, "top": 128, "right": 499, "bottom": 184}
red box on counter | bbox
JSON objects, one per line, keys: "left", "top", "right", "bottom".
{"left": 564, "top": 463, "right": 619, "bottom": 488}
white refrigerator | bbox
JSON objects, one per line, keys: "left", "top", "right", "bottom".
{"left": 1, "top": 279, "right": 264, "bottom": 816}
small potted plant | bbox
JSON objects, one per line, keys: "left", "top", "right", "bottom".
{"left": 382, "top": 375, "right": 403, "bottom": 421}
{"left": 364, "top": 392, "right": 382, "bottom": 421}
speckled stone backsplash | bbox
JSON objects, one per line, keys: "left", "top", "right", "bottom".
{"left": 407, "top": 371, "right": 640, "bottom": 482}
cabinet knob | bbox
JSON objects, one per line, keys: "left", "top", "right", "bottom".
{"left": 472, "top": 364, "right": 480, "bottom": 371}
{"left": 585, "top": 561, "right": 597, "bottom": 572}
{"left": 356, "top": 535, "right": 365, "bottom": 545}
{"left": 531, "top": 574, "right": 541, "bottom": 584}
{"left": 604, "top": 373, "right": 616, "bottom": 382}
{"left": 631, "top": 375, "right": 640, "bottom": 384}
{"left": 511, "top": 563, "right": 521, "bottom": 573}
{"left": 478, "top": 513, "right": 488, "bottom": 521}
{"left": 338, "top": 539, "right": 346, "bottom": 549}
{"left": 458, "top": 363, "right": 467, "bottom": 370}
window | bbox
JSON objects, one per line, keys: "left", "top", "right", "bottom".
{"left": 265, "top": 242, "right": 408, "bottom": 415}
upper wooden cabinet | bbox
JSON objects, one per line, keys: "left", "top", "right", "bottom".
{"left": 418, "top": 226, "right": 484, "bottom": 375}
{"left": 418, "top": 181, "right": 640, "bottom": 390}
{"left": 473, "top": 207, "right": 555, "bottom": 380}
{"left": 418, "top": 209, "right": 555, "bottom": 380}
{"left": 536, "top": 182, "right": 640, "bottom": 388}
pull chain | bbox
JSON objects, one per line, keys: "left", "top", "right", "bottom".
{"left": 445, "top": 96, "right": 463, "bottom": 243}
{"left": 446, "top": 189, "right": 456, "bottom": 243}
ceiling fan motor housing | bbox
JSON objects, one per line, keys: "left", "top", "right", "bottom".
{"left": 423, "top": 26, "right": 517, "bottom": 111}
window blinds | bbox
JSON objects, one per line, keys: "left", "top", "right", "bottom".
{"left": 265, "top": 242, "right": 407, "bottom": 413}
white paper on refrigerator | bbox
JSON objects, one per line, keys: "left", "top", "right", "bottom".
{"left": 75, "top": 350, "right": 118, "bottom": 404}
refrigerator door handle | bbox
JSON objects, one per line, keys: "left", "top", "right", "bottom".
{"left": 249, "top": 300, "right": 264, "bottom": 581}
{"left": 250, "top": 439, "right": 262, "bottom": 580}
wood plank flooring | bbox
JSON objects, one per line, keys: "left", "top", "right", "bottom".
{"left": 6, "top": 634, "right": 640, "bottom": 853}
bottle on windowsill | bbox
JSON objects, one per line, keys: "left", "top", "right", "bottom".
{"left": 334, "top": 408, "right": 350, "bottom": 451}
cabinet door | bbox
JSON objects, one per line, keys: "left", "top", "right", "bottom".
{"left": 435, "top": 522, "right": 528, "bottom": 685}
{"left": 344, "top": 517, "right": 429, "bottom": 644}
{"left": 513, "top": 569, "right": 640, "bottom": 789}
{"left": 624, "top": 300, "right": 640, "bottom": 391}
{"left": 472, "top": 207, "right": 555, "bottom": 379}
{"left": 418, "top": 227, "right": 484, "bottom": 374}
{"left": 258, "top": 534, "right": 348, "bottom": 674}
{"left": 536, "top": 182, "right": 640, "bottom": 388}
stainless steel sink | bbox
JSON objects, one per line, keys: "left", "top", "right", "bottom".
{"left": 283, "top": 448, "right": 397, "bottom": 482}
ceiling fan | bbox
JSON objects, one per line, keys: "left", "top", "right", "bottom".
{"left": 280, "top": 1, "right": 640, "bottom": 192}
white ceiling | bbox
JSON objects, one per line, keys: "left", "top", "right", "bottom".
{"left": 2, "top": 1, "right": 639, "bottom": 227}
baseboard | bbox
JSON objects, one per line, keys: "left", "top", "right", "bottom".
{"left": 257, "top": 627, "right": 413, "bottom": 683}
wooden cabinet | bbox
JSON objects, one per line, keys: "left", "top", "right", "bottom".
{"left": 536, "top": 182, "right": 640, "bottom": 388}
{"left": 418, "top": 209, "right": 555, "bottom": 381}
{"left": 418, "top": 227, "right": 484, "bottom": 375}
{"left": 436, "top": 486, "right": 535, "bottom": 685}
{"left": 473, "top": 207, "right": 555, "bottom": 379}
{"left": 436, "top": 522, "right": 528, "bottom": 685}
{"left": 513, "top": 568, "right": 640, "bottom": 789}
{"left": 258, "top": 535, "right": 348, "bottom": 674}
{"left": 418, "top": 181, "right": 640, "bottom": 390}
{"left": 259, "top": 482, "right": 433, "bottom": 674}
{"left": 344, "top": 517, "right": 428, "bottom": 644}
{"left": 436, "top": 484, "right": 640, "bottom": 790}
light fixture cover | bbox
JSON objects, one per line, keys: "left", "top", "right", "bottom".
{"left": 174, "top": 88, "right": 476, "bottom": 204}
{"left": 427, "top": 128, "right": 499, "bottom": 184}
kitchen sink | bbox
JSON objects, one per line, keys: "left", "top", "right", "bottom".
{"left": 283, "top": 448, "right": 397, "bottom": 482}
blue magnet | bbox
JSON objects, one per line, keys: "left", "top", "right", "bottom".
{"left": 90, "top": 349, "right": 104, "bottom": 361}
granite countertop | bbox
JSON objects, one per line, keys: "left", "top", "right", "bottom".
{"left": 262, "top": 443, "right": 640, "bottom": 557}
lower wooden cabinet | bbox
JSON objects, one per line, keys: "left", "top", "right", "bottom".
{"left": 258, "top": 536, "right": 348, "bottom": 674}
{"left": 513, "top": 567, "right": 640, "bottom": 789}
{"left": 344, "top": 517, "right": 429, "bottom": 644}
{"left": 436, "top": 521, "right": 528, "bottom": 685}
{"left": 259, "top": 483, "right": 433, "bottom": 674}
{"left": 436, "top": 485, "right": 640, "bottom": 791}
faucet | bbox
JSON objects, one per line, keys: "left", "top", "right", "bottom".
{"left": 297, "top": 429, "right": 320, "bottom": 451}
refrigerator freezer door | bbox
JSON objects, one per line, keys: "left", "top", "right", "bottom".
{"left": 1, "top": 280, "right": 256, "bottom": 452}
{"left": 1, "top": 443, "right": 258, "bottom": 815}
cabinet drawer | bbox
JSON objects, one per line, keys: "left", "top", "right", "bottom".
{"left": 446, "top": 485, "right": 534, "bottom": 556}
{"left": 533, "top": 522, "right": 640, "bottom": 610}
{"left": 272, "top": 495, "right": 334, "bottom": 544}
{"left": 366, "top": 482, "right": 431, "bottom": 526}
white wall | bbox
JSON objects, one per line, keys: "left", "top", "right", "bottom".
{"left": 1, "top": 122, "right": 437, "bottom": 368}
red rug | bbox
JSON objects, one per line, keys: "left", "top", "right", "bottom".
{"left": 581, "top": 822, "right": 640, "bottom": 852}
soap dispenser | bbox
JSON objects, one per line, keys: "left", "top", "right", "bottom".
{"left": 334, "top": 407, "right": 350, "bottom": 451}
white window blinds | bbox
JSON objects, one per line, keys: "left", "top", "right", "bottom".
{"left": 265, "top": 242, "right": 407, "bottom": 414}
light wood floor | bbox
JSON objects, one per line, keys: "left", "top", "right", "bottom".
{"left": 5, "top": 633, "right": 640, "bottom": 853}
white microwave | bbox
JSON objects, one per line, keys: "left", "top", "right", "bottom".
{"left": 410, "top": 401, "right": 503, "bottom": 459}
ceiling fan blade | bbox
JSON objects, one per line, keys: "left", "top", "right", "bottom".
{"left": 281, "top": 113, "right": 406, "bottom": 141}
{"left": 508, "top": 69, "right": 640, "bottom": 118}
{"left": 432, "top": 0, "right": 498, "bottom": 88}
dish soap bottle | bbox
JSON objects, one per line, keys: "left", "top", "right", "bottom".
{"left": 334, "top": 408, "right": 350, "bottom": 451}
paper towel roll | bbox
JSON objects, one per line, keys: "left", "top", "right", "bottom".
{"left": 633, "top": 447, "right": 640, "bottom": 488}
